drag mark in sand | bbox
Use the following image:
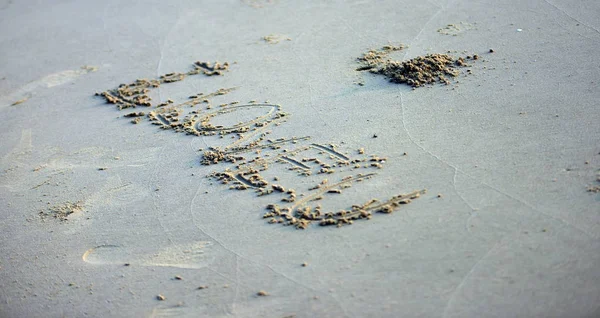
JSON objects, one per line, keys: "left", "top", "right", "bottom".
{"left": 310, "top": 143, "right": 350, "bottom": 161}
{"left": 280, "top": 156, "right": 311, "bottom": 170}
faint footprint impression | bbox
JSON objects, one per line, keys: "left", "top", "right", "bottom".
{"left": 1, "top": 66, "right": 98, "bottom": 108}
{"left": 82, "top": 241, "right": 214, "bottom": 269}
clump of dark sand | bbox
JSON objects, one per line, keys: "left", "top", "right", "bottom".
{"left": 39, "top": 201, "right": 84, "bottom": 221}
{"left": 356, "top": 45, "right": 475, "bottom": 87}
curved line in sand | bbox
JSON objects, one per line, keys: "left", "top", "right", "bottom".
{"left": 194, "top": 104, "right": 280, "bottom": 132}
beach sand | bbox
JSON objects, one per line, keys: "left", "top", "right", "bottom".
{"left": 0, "top": 0, "right": 599, "bottom": 317}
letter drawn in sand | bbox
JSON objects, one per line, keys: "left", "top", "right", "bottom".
{"left": 95, "top": 61, "right": 426, "bottom": 230}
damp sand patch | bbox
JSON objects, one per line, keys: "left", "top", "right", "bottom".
{"left": 39, "top": 201, "right": 84, "bottom": 221}
{"left": 356, "top": 44, "right": 478, "bottom": 87}
{"left": 262, "top": 34, "right": 291, "bottom": 44}
{"left": 588, "top": 170, "right": 600, "bottom": 193}
{"left": 437, "top": 22, "right": 476, "bottom": 36}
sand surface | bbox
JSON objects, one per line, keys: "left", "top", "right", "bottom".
{"left": 1, "top": 0, "right": 599, "bottom": 317}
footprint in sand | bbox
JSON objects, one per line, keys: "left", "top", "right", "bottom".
{"left": 82, "top": 241, "right": 215, "bottom": 269}
{"left": 1, "top": 66, "right": 98, "bottom": 108}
